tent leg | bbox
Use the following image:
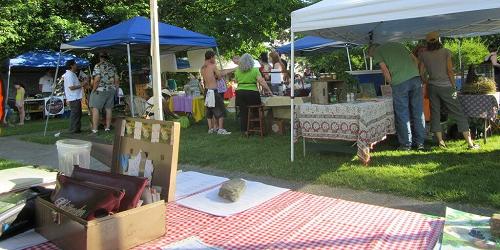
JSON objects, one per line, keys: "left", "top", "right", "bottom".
{"left": 4, "top": 63, "right": 11, "bottom": 123}
{"left": 150, "top": 0, "right": 163, "bottom": 121}
{"left": 215, "top": 47, "right": 224, "bottom": 69}
{"left": 127, "top": 43, "right": 135, "bottom": 117}
{"left": 44, "top": 51, "right": 63, "bottom": 136}
{"left": 458, "top": 39, "right": 463, "bottom": 89}
{"left": 363, "top": 49, "right": 368, "bottom": 70}
{"left": 290, "top": 31, "right": 295, "bottom": 162}
{"left": 346, "top": 46, "right": 352, "bottom": 71}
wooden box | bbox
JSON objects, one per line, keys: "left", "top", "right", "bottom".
{"left": 311, "top": 80, "right": 345, "bottom": 104}
{"left": 36, "top": 118, "right": 181, "bottom": 249}
{"left": 35, "top": 197, "right": 166, "bottom": 250}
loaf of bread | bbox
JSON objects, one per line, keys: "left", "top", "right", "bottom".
{"left": 218, "top": 179, "right": 246, "bottom": 202}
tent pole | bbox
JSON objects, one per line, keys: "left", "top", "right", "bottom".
{"left": 44, "top": 50, "right": 63, "bottom": 136}
{"left": 363, "top": 48, "right": 368, "bottom": 70}
{"left": 215, "top": 47, "right": 224, "bottom": 69}
{"left": 290, "top": 30, "right": 295, "bottom": 162}
{"left": 126, "top": 43, "right": 135, "bottom": 117}
{"left": 150, "top": 0, "right": 163, "bottom": 120}
{"left": 346, "top": 46, "right": 352, "bottom": 71}
{"left": 458, "top": 38, "right": 463, "bottom": 88}
{"left": 4, "top": 62, "right": 12, "bottom": 123}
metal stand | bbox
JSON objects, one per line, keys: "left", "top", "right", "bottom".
{"left": 43, "top": 51, "right": 63, "bottom": 136}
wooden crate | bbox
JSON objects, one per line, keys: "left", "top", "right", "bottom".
{"left": 311, "top": 80, "right": 345, "bottom": 104}
{"left": 36, "top": 118, "right": 181, "bottom": 249}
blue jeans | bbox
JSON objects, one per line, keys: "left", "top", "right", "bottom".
{"left": 391, "top": 76, "right": 425, "bottom": 147}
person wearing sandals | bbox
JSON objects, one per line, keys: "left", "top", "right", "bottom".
{"left": 419, "top": 31, "right": 479, "bottom": 150}
{"left": 89, "top": 52, "right": 119, "bottom": 134}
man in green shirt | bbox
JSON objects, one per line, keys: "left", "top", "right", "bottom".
{"left": 370, "top": 42, "right": 425, "bottom": 150}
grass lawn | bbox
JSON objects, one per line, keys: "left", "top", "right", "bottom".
{"left": 17, "top": 116, "right": 500, "bottom": 209}
{"left": 0, "top": 117, "right": 90, "bottom": 137}
{"left": 178, "top": 117, "right": 500, "bottom": 209}
{"left": 0, "top": 158, "right": 23, "bottom": 170}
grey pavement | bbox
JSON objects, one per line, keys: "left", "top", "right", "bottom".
{"left": 0, "top": 136, "right": 109, "bottom": 172}
{"left": 0, "top": 136, "right": 496, "bottom": 217}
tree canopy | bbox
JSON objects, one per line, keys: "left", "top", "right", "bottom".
{"left": 0, "top": 0, "right": 305, "bottom": 62}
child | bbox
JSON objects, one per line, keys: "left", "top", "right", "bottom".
{"left": 14, "top": 83, "right": 25, "bottom": 125}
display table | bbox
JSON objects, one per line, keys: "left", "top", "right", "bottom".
{"left": 228, "top": 96, "right": 310, "bottom": 119}
{"left": 457, "top": 92, "right": 499, "bottom": 143}
{"left": 29, "top": 191, "right": 443, "bottom": 250}
{"left": 167, "top": 95, "right": 205, "bottom": 122}
{"left": 457, "top": 93, "right": 499, "bottom": 121}
{"left": 294, "top": 98, "right": 395, "bottom": 165}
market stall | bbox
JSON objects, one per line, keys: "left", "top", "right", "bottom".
{"left": 276, "top": 36, "right": 356, "bottom": 71}
{"left": 3, "top": 51, "right": 89, "bottom": 121}
{"left": 59, "top": 16, "right": 218, "bottom": 117}
{"left": 167, "top": 95, "right": 205, "bottom": 123}
{"left": 289, "top": 0, "right": 500, "bottom": 162}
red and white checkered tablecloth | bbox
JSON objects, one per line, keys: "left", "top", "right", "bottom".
{"left": 27, "top": 191, "right": 443, "bottom": 250}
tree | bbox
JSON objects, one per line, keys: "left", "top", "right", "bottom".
{"left": 1, "top": 0, "right": 305, "bottom": 62}
{"left": 158, "top": 0, "right": 306, "bottom": 58}
{"left": 444, "top": 38, "right": 489, "bottom": 72}
{"left": 0, "top": 0, "right": 150, "bottom": 61}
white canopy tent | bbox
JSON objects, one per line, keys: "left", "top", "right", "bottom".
{"left": 289, "top": 0, "right": 500, "bottom": 161}
{"left": 291, "top": 0, "right": 500, "bottom": 44}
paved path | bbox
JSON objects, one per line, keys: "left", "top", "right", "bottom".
{"left": 0, "top": 136, "right": 496, "bottom": 217}
{"left": 0, "top": 136, "right": 108, "bottom": 171}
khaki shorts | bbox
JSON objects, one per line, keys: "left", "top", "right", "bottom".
{"left": 89, "top": 89, "right": 115, "bottom": 110}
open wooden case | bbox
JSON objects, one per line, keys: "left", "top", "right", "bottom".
{"left": 35, "top": 118, "right": 181, "bottom": 250}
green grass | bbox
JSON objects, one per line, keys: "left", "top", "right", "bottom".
{"left": 16, "top": 116, "right": 500, "bottom": 208}
{"left": 0, "top": 117, "right": 91, "bottom": 137}
{"left": 0, "top": 158, "right": 23, "bottom": 170}
{"left": 178, "top": 118, "right": 500, "bottom": 209}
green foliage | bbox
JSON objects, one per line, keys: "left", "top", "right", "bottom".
{"left": 444, "top": 38, "right": 489, "bottom": 71}
{"left": 0, "top": 0, "right": 151, "bottom": 61}
{"left": 305, "top": 48, "right": 366, "bottom": 87}
{"left": 159, "top": 0, "right": 305, "bottom": 58}
{"left": 1, "top": 0, "right": 304, "bottom": 64}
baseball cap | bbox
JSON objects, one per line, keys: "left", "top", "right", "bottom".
{"left": 426, "top": 31, "right": 440, "bottom": 42}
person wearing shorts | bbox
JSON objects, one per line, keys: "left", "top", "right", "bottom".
{"left": 89, "top": 52, "right": 119, "bottom": 133}
{"left": 14, "top": 83, "right": 25, "bottom": 125}
{"left": 205, "top": 89, "right": 225, "bottom": 121}
{"left": 200, "top": 51, "right": 236, "bottom": 135}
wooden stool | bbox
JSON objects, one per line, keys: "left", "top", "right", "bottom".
{"left": 247, "top": 105, "right": 265, "bottom": 136}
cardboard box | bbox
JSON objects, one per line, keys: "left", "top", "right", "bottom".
{"left": 36, "top": 118, "right": 181, "bottom": 249}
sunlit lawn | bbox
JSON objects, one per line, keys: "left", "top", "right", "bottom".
{"left": 16, "top": 116, "right": 500, "bottom": 208}
{"left": 0, "top": 117, "right": 91, "bottom": 137}
{"left": 0, "top": 158, "right": 23, "bottom": 170}
{"left": 178, "top": 118, "right": 500, "bottom": 209}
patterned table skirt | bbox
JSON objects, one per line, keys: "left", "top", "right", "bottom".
{"left": 294, "top": 98, "right": 396, "bottom": 164}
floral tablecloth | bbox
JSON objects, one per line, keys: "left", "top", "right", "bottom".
{"left": 294, "top": 98, "right": 395, "bottom": 164}
{"left": 457, "top": 93, "right": 499, "bottom": 121}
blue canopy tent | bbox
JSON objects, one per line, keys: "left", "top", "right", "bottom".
{"left": 276, "top": 36, "right": 359, "bottom": 71}
{"left": 3, "top": 51, "right": 89, "bottom": 121}
{"left": 59, "top": 16, "right": 218, "bottom": 117}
